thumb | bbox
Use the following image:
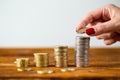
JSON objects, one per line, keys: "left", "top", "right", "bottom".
{"left": 86, "top": 21, "right": 115, "bottom": 36}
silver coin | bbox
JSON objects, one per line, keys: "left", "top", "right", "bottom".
{"left": 75, "top": 36, "right": 90, "bottom": 67}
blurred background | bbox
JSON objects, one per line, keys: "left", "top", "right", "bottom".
{"left": 0, "top": 0, "right": 120, "bottom": 47}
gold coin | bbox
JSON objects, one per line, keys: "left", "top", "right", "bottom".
{"left": 47, "top": 70, "right": 54, "bottom": 74}
{"left": 37, "top": 70, "right": 54, "bottom": 74}
{"left": 34, "top": 53, "right": 49, "bottom": 67}
{"left": 55, "top": 56, "right": 68, "bottom": 67}
{"left": 61, "top": 68, "right": 75, "bottom": 72}
{"left": 37, "top": 70, "right": 48, "bottom": 74}
{"left": 54, "top": 46, "right": 68, "bottom": 49}
{"left": 16, "top": 58, "right": 29, "bottom": 67}
{"left": 17, "top": 68, "right": 24, "bottom": 72}
{"left": 34, "top": 53, "right": 48, "bottom": 57}
{"left": 61, "top": 68, "right": 68, "bottom": 72}
{"left": 67, "top": 68, "right": 75, "bottom": 72}
{"left": 54, "top": 52, "right": 67, "bottom": 56}
{"left": 17, "top": 68, "right": 32, "bottom": 72}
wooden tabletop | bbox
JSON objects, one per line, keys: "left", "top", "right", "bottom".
{"left": 0, "top": 48, "right": 120, "bottom": 80}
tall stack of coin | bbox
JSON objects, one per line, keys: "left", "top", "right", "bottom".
{"left": 75, "top": 36, "right": 90, "bottom": 67}
{"left": 54, "top": 46, "right": 68, "bottom": 67}
{"left": 34, "top": 53, "right": 49, "bottom": 67}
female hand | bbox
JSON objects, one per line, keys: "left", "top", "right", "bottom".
{"left": 76, "top": 4, "right": 120, "bottom": 45}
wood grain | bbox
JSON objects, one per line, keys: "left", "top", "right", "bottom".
{"left": 0, "top": 48, "right": 120, "bottom": 80}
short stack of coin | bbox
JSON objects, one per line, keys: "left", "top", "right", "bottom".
{"left": 15, "top": 58, "right": 32, "bottom": 71}
{"left": 75, "top": 36, "right": 90, "bottom": 67}
{"left": 34, "top": 53, "right": 49, "bottom": 67}
{"left": 54, "top": 46, "right": 68, "bottom": 67}
{"left": 16, "top": 58, "right": 29, "bottom": 68}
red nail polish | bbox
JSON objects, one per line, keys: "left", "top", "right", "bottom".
{"left": 86, "top": 28, "right": 95, "bottom": 35}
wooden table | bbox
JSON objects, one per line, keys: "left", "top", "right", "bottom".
{"left": 0, "top": 48, "right": 120, "bottom": 80}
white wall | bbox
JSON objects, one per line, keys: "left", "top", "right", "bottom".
{"left": 0, "top": 0, "right": 120, "bottom": 47}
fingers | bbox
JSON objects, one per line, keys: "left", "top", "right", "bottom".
{"left": 114, "top": 34, "right": 120, "bottom": 41}
{"left": 104, "top": 34, "right": 120, "bottom": 45}
{"left": 96, "top": 33, "right": 120, "bottom": 45}
{"left": 104, "top": 39, "right": 116, "bottom": 45}
{"left": 86, "top": 20, "right": 116, "bottom": 36}
{"left": 76, "top": 7, "right": 103, "bottom": 31}
{"left": 96, "top": 32, "right": 116, "bottom": 45}
{"left": 76, "top": 4, "right": 120, "bottom": 36}
{"left": 96, "top": 32, "right": 115, "bottom": 40}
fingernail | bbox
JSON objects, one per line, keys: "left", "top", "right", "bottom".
{"left": 86, "top": 28, "right": 95, "bottom": 35}
{"left": 76, "top": 28, "right": 79, "bottom": 33}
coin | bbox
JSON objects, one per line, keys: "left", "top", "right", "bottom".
{"left": 17, "top": 68, "right": 32, "bottom": 72}
{"left": 54, "top": 46, "right": 68, "bottom": 56}
{"left": 54, "top": 46, "right": 68, "bottom": 68}
{"left": 54, "top": 52, "right": 67, "bottom": 56}
{"left": 76, "top": 36, "right": 90, "bottom": 40}
{"left": 15, "top": 58, "right": 29, "bottom": 67}
{"left": 61, "top": 68, "right": 68, "bottom": 72}
{"left": 55, "top": 56, "right": 68, "bottom": 67}
{"left": 47, "top": 70, "right": 54, "bottom": 74}
{"left": 75, "top": 36, "right": 90, "bottom": 67}
{"left": 54, "top": 46, "right": 68, "bottom": 50}
{"left": 61, "top": 68, "right": 75, "bottom": 72}
{"left": 37, "top": 70, "right": 54, "bottom": 74}
{"left": 77, "top": 28, "right": 86, "bottom": 34}
{"left": 34, "top": 53, "right": 49, "bottom": 67}
{"left": 37, "top": 70, "right": 48, "bottom": 74}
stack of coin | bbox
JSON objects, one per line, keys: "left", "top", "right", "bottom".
{"left": 15, "top": 58, "right": 29, "bottom": 67}
{"left": 54, "top": 46, "right": 68, "bottom": 67}
{"left": 75, "top": 36, "right": 90, "bottom": 67}
{"left": 34, "top": 53, "right": 49, "bottom": 67}
{"left": 15, "top": 58, "right": 31, "bottom": 71}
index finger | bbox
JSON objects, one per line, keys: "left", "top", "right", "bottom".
{"left": 76, "top": 7, "right": 103, "bottom": 31}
